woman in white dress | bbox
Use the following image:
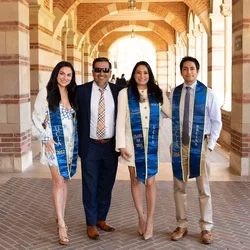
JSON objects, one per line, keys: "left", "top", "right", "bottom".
{"left": 116, "top": 61, "right": 171, "bottom": 240}
{"left": 32, "top": 61, "right": 78, "bottom": 245}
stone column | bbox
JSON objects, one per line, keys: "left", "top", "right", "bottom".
{"left": 0, "top": 0, "right": 32, "bottom": 172}
{"left": 230, "top": 0, "right": 250, "bottom": 175}
{"left": 221, "top": 4, "right": 232, "bottom": 110}
{"left": 187, "top": 33, "right": 195, "bottom": 57}
{"left": 156, "top": 51, "right": 168, "bottom": 90}
{"left": 166, "top": 51, "right": 172, "bottom": 92}
{"left": 193, "top": 28, "right": 202, "bottom": 65}
{"left": 208, "top": 13, "right": 225, "bottom": 105}
{"left": 169, "top": 45, "right": 176, "bottom": 88}
{"left": 199, "top": 23, "right": 208, "bottom": 84}
{"left": 174, "top": 43, "right": 182, "bottom": 86}
{"left": 61, "top": 27, "right": 69, "bottom": 61}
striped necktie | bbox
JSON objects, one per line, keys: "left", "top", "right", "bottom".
{"left": 96, "top": 88, "right": 106, "bottom": 139}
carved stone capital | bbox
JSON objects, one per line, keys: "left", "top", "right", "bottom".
{"left": 192, "top": 29, "right": 201, "bottom": 38}
{"left": 187, "top": 33, "right": 194, "bottom": 39}
{"left": 220, "top": 4, "right": 232, "bottom": 17}
{"left": 62, "top": 27, "right": 69, "bottom": 36}
{"left": 198, "top": 23, "right": 205, "bottom": 33}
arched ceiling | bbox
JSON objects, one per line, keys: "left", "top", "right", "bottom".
{"left": 98, "top": 31, "right": 168, "bottom": 52}
{"left": 89, "top": 20, "right": 175, "bottom": 47}
{"left": 52, "top": 0, "right": 210, "bottom": 51}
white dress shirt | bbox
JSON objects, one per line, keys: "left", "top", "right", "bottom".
{"left": 170, "top": 81, "right": 222, "bottom": 150}
{"left": 90, "top": 82, "right": 115, "bottom": 139}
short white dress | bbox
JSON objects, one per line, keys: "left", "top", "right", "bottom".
{"left": 115, "top": 87, "right": 171, "bottom": 166}
{"left": 32, "top": 88, "right": 75, "bottom": 167}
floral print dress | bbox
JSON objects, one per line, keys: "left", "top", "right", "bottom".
{"left": 32, "top": 88, "right": 76, "bottom": 167}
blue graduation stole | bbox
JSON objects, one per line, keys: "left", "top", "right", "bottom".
{"left": 49, "top": 107, "right": 78, "bottom": 179}
{"left": 127, "top": 87, "right": 160, "bottom": 184}
{"left": 172, "top": 81, "right": 207, "bottom": 181}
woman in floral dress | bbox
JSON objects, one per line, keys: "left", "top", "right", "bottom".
{"left": 32, "top": 61, "right": 78, "bottom": 245}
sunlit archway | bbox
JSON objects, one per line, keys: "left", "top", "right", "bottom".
{"left": 109, "top": 37, "right": 156, "bottom": 82}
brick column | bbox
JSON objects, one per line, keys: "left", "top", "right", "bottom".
{"left": 208, "top": 13, "right": 224, "bottom": 105}
{"left": 156, "top": 51, "right": 168, "bottom": 90}
{"left": 29, "top": 4, "right": 56, "bottom": 106}
{"left": 83, "top": 43, "right": 92, "bottom": 83}
{"left": 67, "top": 30, "right": 81, "bottom": 83}
{"left": 230, "top": 0, "right": 250, "bottom": 175}
{"left": 221, "top": 4, "right": 232, "bottom": 110}
{"left": 0, "top": 0, "right": 32, "bottom": 172}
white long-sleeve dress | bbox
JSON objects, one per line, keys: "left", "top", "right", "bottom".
{"left": 32, "top": 88, "right": 76, "bottom": 168}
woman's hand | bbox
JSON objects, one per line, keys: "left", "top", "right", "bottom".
{"left": 45, "top": 139, "right": 55, "bottom": 154}
{"left": 120, "top": 148, "right": 132, "bottom": 161}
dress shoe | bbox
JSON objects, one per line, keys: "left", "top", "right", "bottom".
{"left": 87, "top": 226, "right": 100, "bottom": 240}
{"left": 170, "top": 227, "right": 188, "bottom": 241}
{"left": 201, "top": 230, "right": 213, "bottom": 244}
{"left": 96, "top": 221, "right": 115, "bottom": 232}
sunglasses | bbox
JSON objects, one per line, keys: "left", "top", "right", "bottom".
{"left": 93, "top": 68, "right": 110, "bottom": 73}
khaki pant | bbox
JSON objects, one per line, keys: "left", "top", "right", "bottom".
{"left": 172, "top": 141, "right": 213, "bottom": 231}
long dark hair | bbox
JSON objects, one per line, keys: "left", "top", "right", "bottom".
{"left": 46, "top": 61, "right": 77, "bottom": 113}
{"left": 127, "top": 61, "right": 163, "bottom": 104}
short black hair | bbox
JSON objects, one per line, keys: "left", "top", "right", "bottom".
{"left": 180, "top": 56, "right": 200, "bottom": 71}
{"left": 92, "top": 57, "right": 112, "bottom": 69}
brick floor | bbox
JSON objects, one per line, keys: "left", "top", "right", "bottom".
{"left": 1, "top": 178, "right": 250, "bottom": 249}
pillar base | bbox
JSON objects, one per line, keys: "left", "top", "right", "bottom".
{"left": 230, "top": 151, "right": 250, "bottom": 176}
{"left": 0, "top": 150, "right": 33, "bottom": 173}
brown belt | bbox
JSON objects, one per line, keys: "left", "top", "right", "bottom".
{"left": 90, "top": 138, "right": 112, "bottom": 144}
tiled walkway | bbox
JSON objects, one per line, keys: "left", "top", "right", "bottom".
{"left": 1, "top": 119, "right": 250, "bottom": 249}
{"left": 1, "top": 178, "right": 250, "bottom": 250}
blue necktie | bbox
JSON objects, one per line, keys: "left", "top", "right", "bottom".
{"left": 182, "top": 87, "right": 191, "bottom": 145}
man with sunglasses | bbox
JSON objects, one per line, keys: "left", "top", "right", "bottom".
{"left": 77, "top": 57, "right": 122, "bottom": 240}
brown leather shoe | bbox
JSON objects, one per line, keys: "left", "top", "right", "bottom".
{"left": 170, "top": 227, "right": 188, "bottom": 241}
{"left": 96, "top": 221, "right": 115, "bottom": 232}
{"left": 87, "top": 226, "right": 100, "bottom": 240}
{"left": 201, "top": 230, "right": 213, "bottom": 244}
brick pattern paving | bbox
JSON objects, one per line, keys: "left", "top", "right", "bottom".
{"left": 1, "top": 178, "right": 250, "bottom": 250}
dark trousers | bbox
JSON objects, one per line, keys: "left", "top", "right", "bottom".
{"left": 81, "top": 139, "right": 118, "bottom": 226}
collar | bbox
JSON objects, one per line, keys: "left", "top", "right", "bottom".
{"left": 93, "top": 81, "right": 110, "bottom": 92}
{"left": 183, "top": 81, "right": 197, "bottom": 90}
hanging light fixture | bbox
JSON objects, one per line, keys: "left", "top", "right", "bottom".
{"left": 131, "top": 29, "right": 135, "bottom": 38}
{"left": 128, "top": 0, "right": 136, "bottom": 10}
